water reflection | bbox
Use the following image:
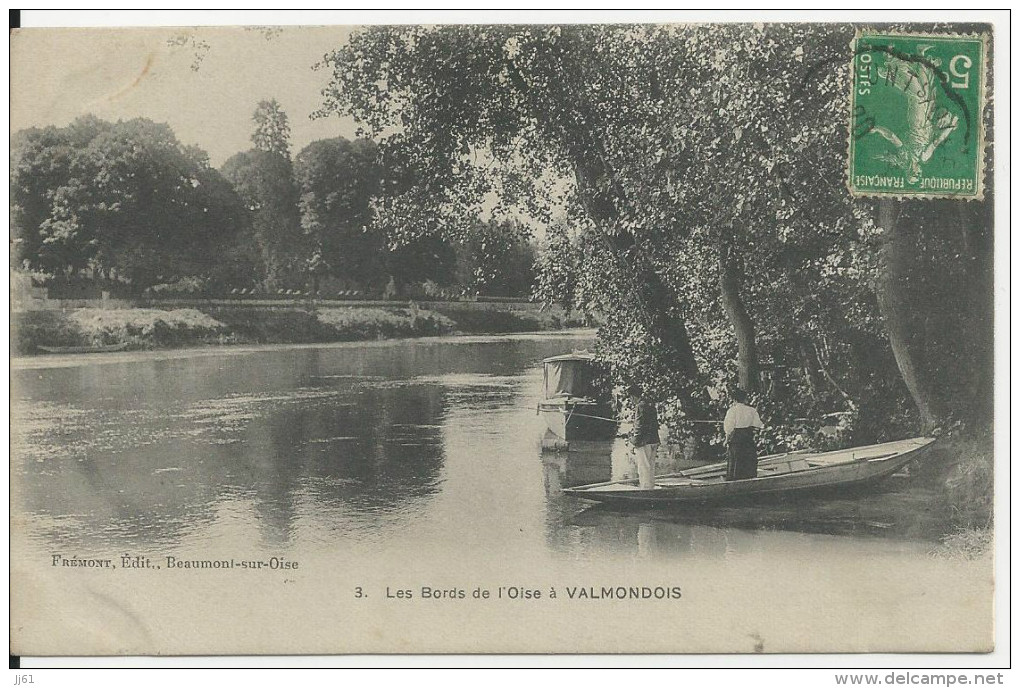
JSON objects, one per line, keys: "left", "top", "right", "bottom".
{"left": 541, "top": 447, "right": 614, "bottom": 495}
{"left": 12, "top": 336, "right": 582, "bottom": 554}
{"left": 12, "top": 333, "right": 947, "bottom": 564}
{"left": 13, "top": 382, "right": 452, "bottom": 550}
{"left": 558, "top": 509, "right": 773, "bottom": 559}
{"left": 542, "top": 440, "right": 945, "bottom": 559}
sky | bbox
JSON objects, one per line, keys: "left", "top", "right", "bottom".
{"left": 9, "top": 22, "right": 561, "bottom": 237}
{"left": 11, "top": 26, "right": 362, "bottom": 167}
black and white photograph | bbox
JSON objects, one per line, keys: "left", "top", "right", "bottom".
{"left": 8, "top": 11, "right": 1007, "bottom": 668}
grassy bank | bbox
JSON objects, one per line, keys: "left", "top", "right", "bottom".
{"left": 206, "top": 306, "right": 457, "bottom": 344}
{"left": 429, "top": 305, "right": 585, "bottom": 333}
{"left": 918, "top": 434, "right": 994, "bottom": 559}
{"left": 13, "top": 308, "right": 227, "bottom": 353}
{"left": 12, "top": 304, "right": 579, "bottom": 355}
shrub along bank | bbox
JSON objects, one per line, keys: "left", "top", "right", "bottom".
{"left": 429, "top": 305, "right": 584, "bottom": 334}
{"left": 13, "top": 308, "right": 227, "bottom": 352}
{"left": 205, "top": 306, "right": 457, "bottom": 344}
{"left": 13, "top": 304, "right": 580, "bottom": 354}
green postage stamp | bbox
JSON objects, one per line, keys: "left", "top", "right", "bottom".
{"left": 848, "top": 32, "right": 987, "bottom": 199}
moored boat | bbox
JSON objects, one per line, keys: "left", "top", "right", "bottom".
{"left": 562, "top": 437, "right": 936, "bottom": 506}
{"left": 538, "top": 352, "right": 617, "bottom": 445}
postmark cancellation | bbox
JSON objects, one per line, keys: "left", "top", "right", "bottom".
{"left": 848, "top": 32, "right": 988, "bottom": 200}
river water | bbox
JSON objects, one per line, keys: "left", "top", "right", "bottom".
{"left": 10, "top": 333, "right": 993, "bottom": 655}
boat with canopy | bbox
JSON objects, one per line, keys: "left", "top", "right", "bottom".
{"left": 538, "top": 352, "right": 617, "bottom": 444}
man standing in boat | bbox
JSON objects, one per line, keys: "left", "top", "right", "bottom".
{"left": 723, "top": 387, "right": 764, "bottom": 481}
{"left": 628, "top": 384, "right": 659, "bottom": 489}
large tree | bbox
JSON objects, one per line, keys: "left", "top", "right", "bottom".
{"left": 220, "top": 149, "right": 302, "bottom": 290}
{"left": 320, "top": 25, "right": 715, "bottom": 432}
{"left": 293, "top": 137, "right": 386, "bottom": 289}
{"left": 11, "top": 115, "right": 250, "bottom": 287}
{"left": 320, "top": 24, "right": 993, "bottom": 446}
{"left": 220, "top": 101, "right": 303, "bottom": 290}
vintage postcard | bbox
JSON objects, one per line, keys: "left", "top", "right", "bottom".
{"left": 9, "top": 16, "right": 1002, "bottom": 660}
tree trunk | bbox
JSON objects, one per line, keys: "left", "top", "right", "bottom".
{"left": 873, "top": 199, "right": 946, "bottom": 433}
{"left": 797, "top": 342, "right": 823, "bottom": 409}
{"left": 573, "top": 159, "right": 709, "bottom": 423}
{"left": 955, "top": 199, "right": 994, "bottom": 428}
{"left": 718, "top": 235, "right": 760, "bottom": 393}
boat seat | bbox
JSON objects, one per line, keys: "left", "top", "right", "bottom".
{"left": 760, "top": 459, "right": 810, "bottom": 475}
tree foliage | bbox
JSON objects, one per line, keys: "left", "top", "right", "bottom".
{"left": 251, "top": 98, "right": 292, "bottom": 157}
{"left": 220, "top": 148, "right": 302, "bottom": 289}
{"left": 293, "top": 137, "right": 387, "bottom": 288}
{"left": 453, "top": 218, "right": 536, "bottom": 297}
{"left": 11, "top": 114, "right": 542, "bottom": 300}
{"left": 11, "top": 115, "right": 250, "bottom": 287}
{"left": 320, "top": 23, "right": 993, "bottom": 447}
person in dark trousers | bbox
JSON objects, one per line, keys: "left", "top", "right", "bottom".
{"left": 723, "top": 387, "right": 764, "bottom": 481}
{"left": 628, "top": 384, "right": 660, "bottom": 489}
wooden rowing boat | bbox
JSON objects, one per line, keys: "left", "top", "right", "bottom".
{"left": 562, "top": 437, "right": 936, "bottom": 506}
{"left": 37, "top": 342, "right": 129, "bottom": 354}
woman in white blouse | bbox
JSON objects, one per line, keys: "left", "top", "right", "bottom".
{"left": 723, "top": 387, "right": 764, "bottom": 481}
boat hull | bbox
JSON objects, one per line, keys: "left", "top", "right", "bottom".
{"left": 538, "top": 399, "right": 618, "bottom": 442}
{"left": 562, "top": 437, "right": 936, "bottom": 507}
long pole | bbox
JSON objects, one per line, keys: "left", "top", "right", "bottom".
{"left": 537, "top": 406, "right": 720, "bottom": 425}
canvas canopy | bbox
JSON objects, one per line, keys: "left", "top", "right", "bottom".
{"left": 543, "top": 354, "right": 596, "bottom": 399}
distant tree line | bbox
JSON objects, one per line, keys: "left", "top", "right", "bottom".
{"left": 10, "top": 100, "right": 537, "bottom": 298}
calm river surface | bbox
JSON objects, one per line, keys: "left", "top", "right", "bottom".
{"left": 12, "top": 332, "right": 950, "bottom": 563}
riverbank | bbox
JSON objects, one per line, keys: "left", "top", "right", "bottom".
{"left": 12, "top": 304, "right": 586, "bottom": 356}
{"left": 10, "top": 329, "right": 598, "bottom": 371}
{"left": 921, "top": 434, "right": 994, "bottom": 559}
